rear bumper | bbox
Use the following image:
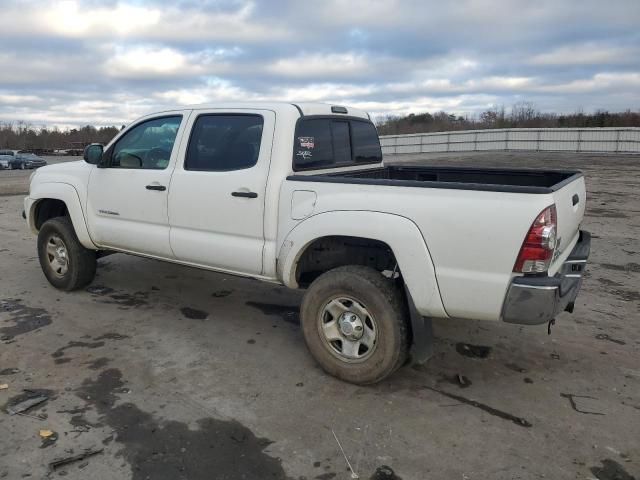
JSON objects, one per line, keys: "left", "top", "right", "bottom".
{"left": 502, "top": 230, "right": 591, "bottom": 325}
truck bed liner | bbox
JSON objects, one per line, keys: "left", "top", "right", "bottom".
{"left": 288, "top": 165, "right": 582, "bottom": 194}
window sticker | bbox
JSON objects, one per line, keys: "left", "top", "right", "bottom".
{"left": 298, "top": 136, "right": 315, "bottom": 149}
{"left": 296, "top": 150, "right": 313, "bottom": 160}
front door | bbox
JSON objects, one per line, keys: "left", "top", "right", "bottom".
{"left": 86, "top": 113, "right": 188, "bottom": 258}
{"left": 168, "top": 109, "right": 275, "bottom": 275}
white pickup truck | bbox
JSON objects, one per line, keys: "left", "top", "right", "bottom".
{"left": 24, "top": 102, "right": 590, "bottom": 384}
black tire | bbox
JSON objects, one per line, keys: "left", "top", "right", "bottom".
{"left": 300, "top": 265, "right": 409, "bottom": 385}
{"left": 37, "top": 216, "right": 96, "bottom": 291}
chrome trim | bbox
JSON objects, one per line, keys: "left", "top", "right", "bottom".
{"left": 502, "top": 230, "right": 590, "bottom": 325}
{"left": 510, "top": 284, "right": 558, "bottom": 291}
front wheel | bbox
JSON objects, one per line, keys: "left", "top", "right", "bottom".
{"left": 37, "top": 217, "right": 97, "bottom": 291}
{"left": 300, "top": 265, "right": 409, "bottom": 385}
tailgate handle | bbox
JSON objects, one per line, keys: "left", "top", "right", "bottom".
{"left": 572, "top": 194, "right": 579, "bottom": 206}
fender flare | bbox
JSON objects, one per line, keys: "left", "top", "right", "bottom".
{"left": 277, "top": 210, "right": 447, "bottom": 318}
{"left": 26, "top": 182, "right": 97, "bottom": 250}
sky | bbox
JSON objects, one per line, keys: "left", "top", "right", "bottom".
{"left": 0, "top": 0, "right": 639, "bottom": 128}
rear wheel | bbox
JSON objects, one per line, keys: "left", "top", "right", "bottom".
{"left": 37, "top": 217, "right": 96, "bottom": 291}
{"left": 300, "top": 265, "right": 409, "bottom": 384}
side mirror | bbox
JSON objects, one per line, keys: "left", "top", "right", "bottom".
{"left": 83, "top": 143, "right": 103, "bottom": 165}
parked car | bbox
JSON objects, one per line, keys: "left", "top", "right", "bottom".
{"left": 23, "top": 102, "right": 590, "bottom": 384}
{"left": 0, "top": 149, "right": 17, "bottom": 169}
{"left": 11, "top": 152, "right": 47, "bottom": 169}
{"left": 0, "top": 154, "right": 12, "bottom": 169}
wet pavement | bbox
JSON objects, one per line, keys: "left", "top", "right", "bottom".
{"left": 0, "top": 152, "right": 638, "bottom": 479}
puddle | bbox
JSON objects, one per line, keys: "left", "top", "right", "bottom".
{"left": 180, "top": 307, "right": 209, "bottom": 320}
{"left": 212, "top": 290, "right": 233, "bottom": 298}
{"left": 86, "top": 286, "right": 149, "bottom": 308}
{"left": 586, "top": 208, "right": 627, "bottom": 219}
{"left": 245, "top": 301, "right": 300, "bottom": 325}
{"left": 0, "top": 299, "right": 53, "bottom": 341}
{"left": 598, "top": 262, "right": 640, "bottom": 273}
{"left": 455, "top": 343, "right": 491, "bottom": 359}
{"left": 85, "top": 358, "right": 111, "bottom": 370}
{"left": 370, "top": 466, "right": 403, "bottom": 479}
{"left": 94, "top": 333, "right": 129, "bottom": 341}
{"left": 74, "top": 369, "right": 293, "bottom": 480}
{"left": 52, "top": 340, "right": 105, "bottom": 359}
{"left": 597, "top": 278, "right": 624, "bottom": 288}
{"left": 86, "top": 286, "right": 115, "bottom": 295}
{"left": 504, "top": 363, "right": 527, "bottom": 373}
{"left": 590, "top": 459, "right": 636, "bottom": 480}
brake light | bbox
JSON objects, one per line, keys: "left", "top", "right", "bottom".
{"left": 514, "top": 205, "right": 557, "bottom": 274}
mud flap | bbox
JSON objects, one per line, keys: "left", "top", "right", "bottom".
{"left": 404, "top": 287, "right": 434, "bottom": 365}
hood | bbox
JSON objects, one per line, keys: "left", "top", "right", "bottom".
{"left": 36, "top": 160, "right": 87, "bottom": 174}
{"left": 29, "top": 160, "right": 93, "bottom": 195}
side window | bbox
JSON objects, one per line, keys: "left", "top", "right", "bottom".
{"left": 351, "top": 121, "right": 382, "bottom": 163}
{"left": 294, "top": 119, "right": 333, "bottom": 169}
{"left": 111, "top": 116, "right": 182, "bottom": 170}
{"left": 185, "top": 114, "right": 264, "bottom": 171}
{"left": 293, "top": 118, "right": 380, "bottom": 170}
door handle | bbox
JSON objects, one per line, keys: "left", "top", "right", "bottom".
{"left": 231, "top": 191, "right": 258, "bottom": 198}
{"left": 572, "top": 194, "right": 579, "bottom": 206}
{"left": 146, "top": 184, "right": 166, "bottom": 191}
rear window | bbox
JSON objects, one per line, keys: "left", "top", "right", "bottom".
{"left": 293, "top": 118, "right": 382, "bottom": 170}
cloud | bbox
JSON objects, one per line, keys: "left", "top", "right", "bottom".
{"left": 530, "top": 44, "right": 640, "bottom": 66}
{"left": 266, "top": 53, "right": 371, "bottom": 79}
{"left": 23, "top": 0, "right": 289, "bottom": 43}
{"left": 0, "top": 0, "right": 638, "bottom": 127}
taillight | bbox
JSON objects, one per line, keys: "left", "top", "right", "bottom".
{"left": 514, "top": 205, "right": 557, "bottom": 274}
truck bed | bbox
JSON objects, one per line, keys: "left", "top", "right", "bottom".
{"left": 288, "top": 165, "right": 582, "bottom": 194}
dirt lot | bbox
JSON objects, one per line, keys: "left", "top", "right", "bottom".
{"left": 0, "top": 152, "right": 638, "bottom": 479}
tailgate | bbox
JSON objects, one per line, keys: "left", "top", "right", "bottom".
{"left": 549, "top": 174, "right": 586, "bottom": 274}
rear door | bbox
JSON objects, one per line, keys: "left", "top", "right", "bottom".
{"left": 86, "top": 112, "right": 188, "bottom": 257}
{"left": 168, "top": 109, "right": 275, "bottom": 275}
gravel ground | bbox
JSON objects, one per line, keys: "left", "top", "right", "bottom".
{"left": 0, "top": 151, "right": 638, "bottom": 480}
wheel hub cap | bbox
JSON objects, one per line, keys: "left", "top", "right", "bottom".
{"left": 318, "top": 296, "right": 377, "bottom": 362}
{"left": 46, "top": 235, "right": 69, "bottom": 277}
{"left": 338, "top": 312, "right": 364, "bottom": 340}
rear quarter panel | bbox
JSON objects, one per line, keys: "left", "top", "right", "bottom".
{"left": 278, "top": 179, "right": 558, "bottom": 321}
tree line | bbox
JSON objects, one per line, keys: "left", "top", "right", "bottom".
{"left": 2, "top": 102, "right": 640, "bottom": 149}
{"left": 376, "top": 102, "right": 640, "bottom": 135}
{"left": 0, "top": 122, "right": 122, "bottom": 152}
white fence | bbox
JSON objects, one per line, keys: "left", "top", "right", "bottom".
{"left": 380, "top": 127, "right": 640, "bottom": 155}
